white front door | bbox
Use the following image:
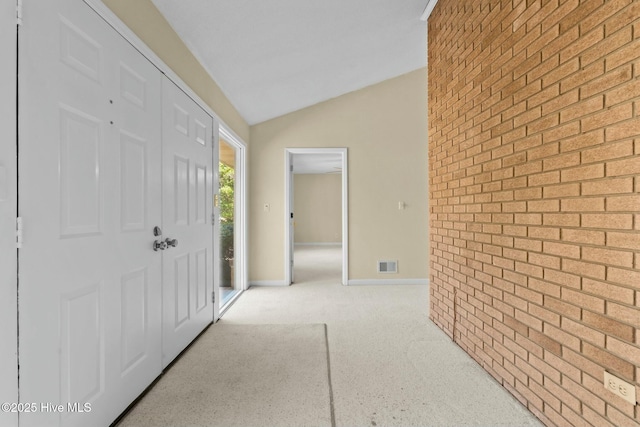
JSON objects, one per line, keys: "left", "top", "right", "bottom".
{"left": 19, "top": 1, "right": 163, "bottom": 425}
{"left": 0, "top": 1, "right": 18, "bottom": 426}
{"left": 161, "top": 76, "right": 214, "bottom": 367}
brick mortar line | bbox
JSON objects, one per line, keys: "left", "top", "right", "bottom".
{"left": 431, "top": 269, "right": 638, "bottom": 328}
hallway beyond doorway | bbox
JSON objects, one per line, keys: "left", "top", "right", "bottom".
{"left": 293, "top": 244, "right": 342, "bottom": 284}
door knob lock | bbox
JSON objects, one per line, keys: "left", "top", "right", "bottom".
{"left": 165, "top": 238, "right": 178, "bottom": 248}
{"left": 153, "top": 240, "right": 167, "bottom": 251}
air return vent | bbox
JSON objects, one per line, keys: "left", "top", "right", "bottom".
{"left": 377, "top": 260, "right": 398, "bottom": 273}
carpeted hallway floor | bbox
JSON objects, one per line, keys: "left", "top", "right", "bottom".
{"left": 117, "top": 245, "right": 543, "bottom": 427}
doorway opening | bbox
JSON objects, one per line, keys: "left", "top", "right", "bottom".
{"left": 284, "top": 148, "right": 348, "bottom": 286}
{"left": 218, "top": 127, "right": 247, "bottom": 312}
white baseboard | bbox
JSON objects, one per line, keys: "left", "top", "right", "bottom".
{"left": 347, "top": 279, "right": 429, "bottom": 286}
{"left": 294, "top": 242, "right": 342, "bottom": 246}
{"left": 250, "top": 279, "right": 428, "bottom": 287}
{"left": 249, "top": 280, "right": 288, "bottom": 287}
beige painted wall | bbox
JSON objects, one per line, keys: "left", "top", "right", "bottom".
{"left": 102, "top": 0, "right": 250, "bottom": 142}
{"left": 250, "top": 68, "right": 429, "bottom": 282}
{"left": 294, "top": 174, "right": 342, "bottom": 244}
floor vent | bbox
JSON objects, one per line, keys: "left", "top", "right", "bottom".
{"left": 377, "top": 260, "right": 398, "bottom": 273}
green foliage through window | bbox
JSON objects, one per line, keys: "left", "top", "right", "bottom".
{"left": 219, "top": 162, "right": 235, "bottom": 223}
{"left": 219, "top": 162, "right": 235, "bottom": 281}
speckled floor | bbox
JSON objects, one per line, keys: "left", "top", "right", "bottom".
{"left": 116, "top": 324, "right": 332, "bottom": 427}
{"left": 117, "top": 245, "right": 544, "bottom": 427}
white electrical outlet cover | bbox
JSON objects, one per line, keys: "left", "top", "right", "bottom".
{"left": 604, "top": 372, "right": 637, "bottom": 405}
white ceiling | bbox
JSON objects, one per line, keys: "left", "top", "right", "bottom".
{"left": 150, "top": 0, "right": 428, "bottom": 125}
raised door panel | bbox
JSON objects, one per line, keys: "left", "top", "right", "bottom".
{"left": 174, "top": 253, "right": 191, "bottom": 328}
{"left": 174, "top": 156, "right": 191, "bottom": 226}
{"left": 59, "top": 16, "right": 102, "bottom": 83}
{"left": 120, "top": 268, "right": 149, "bottom": 373}
{"left": 195, "top": 164, "right": 207, "bottom": 225}
{"left": 59, "top": 107, "right": 104, "bottom": 237}
{"left": 120, "top": 63, "right": 147, "bottom": 109}
{"left": 60, "top": 285, "right": 104, "bottom": 406}
{"left": 120, "top": 132, "right": 147, "bottom": 231}
{"left": 195, "top": 248, "right": 209, "bottom": 312}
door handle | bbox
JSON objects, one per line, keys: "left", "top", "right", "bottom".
{"left": 164, "top": 238, "right": 178, "bottom": 248}
{"left": 153, "top": 240, "right": 167, "bottom": 251}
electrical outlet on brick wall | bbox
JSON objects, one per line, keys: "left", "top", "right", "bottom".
{"left": 604, "top": 372, "right": 637, "bottom": 405}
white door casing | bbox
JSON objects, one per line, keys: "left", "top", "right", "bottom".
{"left": 212, "top": 122, "right": 221, "bottom": 322}
{"left": 0, "top": 1, "right": 18, "bottom": 426}
{"left": 161, "top": 76, "right": 214, "bottom": 367}
{"left": 19, "top": 0, "right": 163, "bottom": 425}
{"left": 284, "top": 150, "right": 296, "bottom": 285}
{"left": 289, "top": 155, "right": 295, "bottom": 284}
{"left": 284, "top": 148, "right": 349, "bottom": 286}
{"left": 217, "top": 125, "right": 247, "bottom": 313}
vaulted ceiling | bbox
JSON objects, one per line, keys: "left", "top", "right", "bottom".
{"left": 150, "top": 0, "right": 428, "bottom": 125}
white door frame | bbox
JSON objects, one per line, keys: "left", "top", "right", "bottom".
{"left": 212, "top": 122, "right": 221, "bottom": 321}
{"left": 218, "top": 125, "right": 248, "bottom": 314}
{"left": 284, "top": 148, "right": 348, "bottom": 286}
{"left": 0, "top": 1, "right": 18, "bottom": 426}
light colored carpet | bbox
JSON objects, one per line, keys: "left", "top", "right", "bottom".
{"left": 116, "top": 324, "right": 332, "bottom": 427}
{"left": 223, "top": 245, "right": 544, "bottom": 427}
{"left": 117, "top": 245, "right": 543, "bottom": 427}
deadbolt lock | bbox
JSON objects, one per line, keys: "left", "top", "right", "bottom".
{"left": 153, "top": 240, "right": 167, "bottom": 251}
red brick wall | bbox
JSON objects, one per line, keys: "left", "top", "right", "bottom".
{"left": 427, "top": 1, "right": 640, "bottom": 425}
